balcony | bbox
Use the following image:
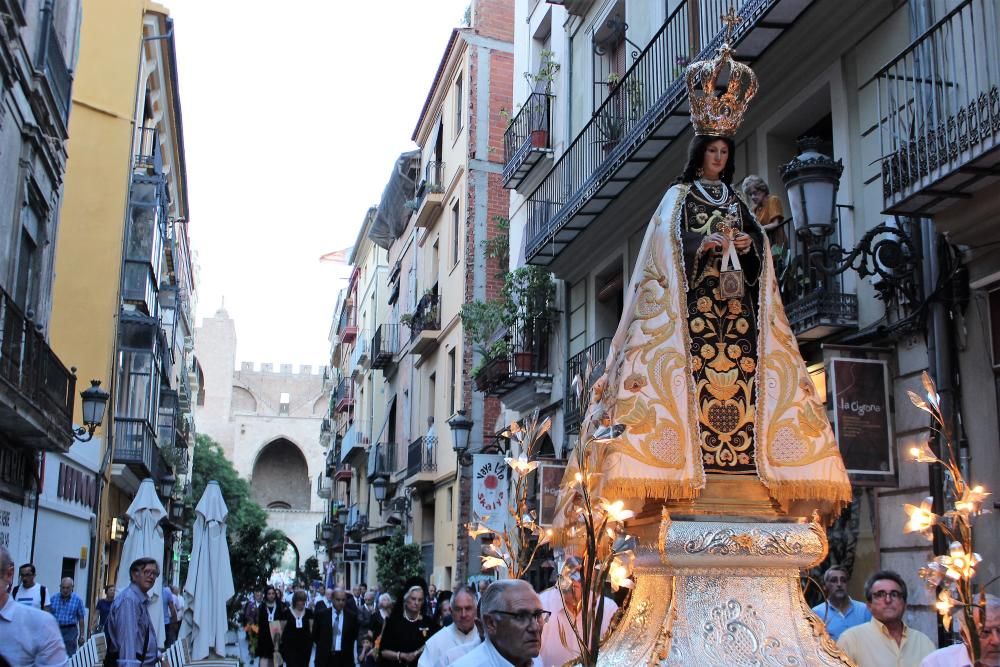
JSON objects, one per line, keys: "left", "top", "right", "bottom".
{"left": 349, "top": 334, "right": 370, "bottom": 380}
{"left": 414, "top": 161, "right": 446, "bottom": 229}
{"left": 338, "top": 307, "right": 358, "bottom": 345}
{"left": 370, "top": 323, "right": 399, "bottom": 370}
{"left": 0, "top": 288, "right": 76, "bottom": 451}
{"left": 473, "top": 317, "right": 554, "bottom": 411}
{"left": 564, "top": 337, "right": 612, "bottom": 434}
{"left": 334, "top": 464, "right": 353, "bottom": 483}
{"left": 876, "top": 0, "right": 1000, "bottom": 217}
{"left": 406, "top": 436, "right": 437, "bottom": 490}
{"left": 112, "top": 417, "right": 159, "bottom": 480}
{"left": 316, "top": 473, "right": 333, "bottom": 499}
{"left": 340, "top": 421, "right": 369, "bottom": 465}
{"left": 524, "top": 0, "right": 811, "bottom": 268}
{"left": 367, "top": 441, "right": 397, "bottom": 481}
{"left": 504, "top": 93, "right": 554, "bottom": 189}
{"left": 334, "top": 378, "right": 354, "bottom": 413}
{"left": 408, "top": 292, "right": 441, "bottom": 358}
{"left": 776, "top": 207, "right": 859, "bottom": 340}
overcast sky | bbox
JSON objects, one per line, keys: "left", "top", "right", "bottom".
{"left": 167, "top": 1, "right": 472, "bottom": 369}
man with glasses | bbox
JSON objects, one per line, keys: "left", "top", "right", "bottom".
{"left": 12, "top": 563, "right": 48, "bottom": 609}
{"left": 921, "top": 593, "right": 1000, "bottom": 666}
{"left": 451, "top": 580, "right": 546, "bottom": 667}
{"left": 837, "top": 570, "right": 935, "bottom": 667}
{"left": 538, "top": 558, "right": 617, "bottom": 667}
{"left": 105, "top": 557, "right": 165, "bottom": 667}
{"left": 811, "top": 566, "right": 871, "bottom": 640}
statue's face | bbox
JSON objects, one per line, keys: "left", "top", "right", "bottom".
{"left": 702, "top": 139, "right": 729, "bottom": 179}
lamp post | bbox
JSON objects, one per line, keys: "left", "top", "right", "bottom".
{"left": 372, "top": 473, "right": 389, "bottom": 512}
{"left": 72, "top": 379, "right": 110, "bottom": 442}
{"left": 159, "top": 474, "right": 176, "bottom": 499}
{"left": 780, "top": 137, "right": 919, "bottom": 304}
{"left": 448, "top": 410, "right": 474, "bottom": 466}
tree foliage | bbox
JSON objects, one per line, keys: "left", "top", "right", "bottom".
{"left": 182, "top": 434, "right": 288, "bottom": 602}
{"left": 374, "top": 532, "right": 425, "bottom": 602}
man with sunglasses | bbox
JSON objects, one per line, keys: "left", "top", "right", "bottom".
{"left": 838, "top": 570, "right": 935, "bottom": 667}
{"left": 811, "top": 566, "right": 871, "bottom": 640}
{"left": 450, "top": 580, "right": 545, "bottom": 667}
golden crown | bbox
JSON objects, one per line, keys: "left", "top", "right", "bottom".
{"left": 685, "top": 9, "right": 758, "bottom": 138}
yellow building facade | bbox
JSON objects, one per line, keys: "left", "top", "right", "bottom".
{"left": 50, "top": 0, "right": 196, "bottom": 613}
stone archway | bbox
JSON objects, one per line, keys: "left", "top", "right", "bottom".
{"left": 251, "top": 438, "right": 310, "bottom": 510}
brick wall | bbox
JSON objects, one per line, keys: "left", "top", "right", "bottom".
{"left": 472, "top": 0, "right": 515, "bottom": 43}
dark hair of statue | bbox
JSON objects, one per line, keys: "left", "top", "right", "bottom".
{"left": 677, "top": 135, "right": 737, "bottom": 184}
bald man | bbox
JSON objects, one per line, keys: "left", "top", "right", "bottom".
{"left": 48, "top": 577, "right": 86, "bottom": 657}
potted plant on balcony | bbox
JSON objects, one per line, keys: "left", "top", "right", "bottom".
{"left": 524, "top": 51, "right": 561, "bottom": 149}
{"left": 504, "top": 266, "right": 557, "bottom": 372}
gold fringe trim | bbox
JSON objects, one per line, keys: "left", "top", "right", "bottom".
{"left": 764, "top": 478, "right": 853, "bottom": 518}
{"left": 602, "top": 477, "right": 703, "bottom": 501}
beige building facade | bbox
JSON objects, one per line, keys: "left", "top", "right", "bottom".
{"left": 195, "top": 307, "right": 329, "bottom": 570}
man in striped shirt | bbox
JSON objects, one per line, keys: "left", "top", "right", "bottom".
{"left": 105, "top": 558, "right": 164, "bottom": 666}
{"left": 48, "top": 577, "right": 87, "bottom": 657}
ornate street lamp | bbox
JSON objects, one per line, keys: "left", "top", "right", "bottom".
{"left": 372, "top": 473, "right": 390, "bottom": 511}
{"left": 73, "top": 379, "right": 110, "bottom": 442}
{"left": 780, "top": 137, "right": 919, "bottom": 304}
{"left": 448, "top": 410, "right": 475, "bottom": 466}
{"left": 159, "top": 474, "right": 176, "bottom": 498}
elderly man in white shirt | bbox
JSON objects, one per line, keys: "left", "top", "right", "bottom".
{"left": 921, "top": 594, "right": 1000, "bottom": 667}
{"left": 538, "top": 557, "right": 618, "bottom": 667}
{"left": 418, "top": 585, "right": 481, "bottom": 666}
{"left": 451, "top": 580, "right": 545, "bottom": 667}
{"left": 0, "top": 545, "right": 68, "bottom": 667}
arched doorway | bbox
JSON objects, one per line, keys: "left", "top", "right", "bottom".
{"left": 251, "top": 438, "right": 310, "bottom": 510}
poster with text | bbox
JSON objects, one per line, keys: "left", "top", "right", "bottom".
{"left": 472, "top": 454, "right": 508, "bottom": 532}
{"left": 538, "top": 464, "right": 566, "bottom": 526}
{"left": 831, "top": 358, "right": 894, "bottom": 478}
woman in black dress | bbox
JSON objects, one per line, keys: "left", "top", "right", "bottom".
{"left": 376, "top": 585, "right": 437, "bottom": 666}
{"left": 280, "top": 590, "right": 314, "bottom": 667}
{"left": 255, "top": 586, "right": 284, "bottom": 667}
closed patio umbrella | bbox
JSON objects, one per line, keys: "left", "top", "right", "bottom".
{"left": 115, "top": 478, "right": 168, "bottom": 649}
{"left": 180, "top": 480, "right": 235, "bottom": 659}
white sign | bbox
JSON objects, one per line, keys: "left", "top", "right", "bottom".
{"left": 471, "top": 454, "right": 507, "bottom": 532}
{"left": 0, "top": 497, "right": 28, "bottom": 565}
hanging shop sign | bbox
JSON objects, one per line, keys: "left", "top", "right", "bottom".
{"left": 830, "top": 357, "right": 895, "bottom": 481}
{"left": 343, "top": 543, "right": 365, "bottom": 562}
{"left": 471, "top": 454, "right": 507, "bottom": 532}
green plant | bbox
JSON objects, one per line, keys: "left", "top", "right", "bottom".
{"left": 461, "top": 300, "right": 508, "bottom": 357}
{"left": 403, "top": 198, "right": 420, "bottom": 212}
{"left": 483, "top": 216, "right": 510, "bottom": 278}
{"left": 595, "top": 111, "right": 627, "bottom": 145}
{"left": 375, "top": 532, "right": 425, "bottom": 602}
{"left": 525, "top": 50, "right": 561, "bottom": 94}
{"left": 399, "top": 313, "right": 415, "bottom": 327}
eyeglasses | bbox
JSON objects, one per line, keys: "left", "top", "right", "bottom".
{"left": 979, "top": 626, "right": 1000, "bottom": 640}
{"left": 491, "top": 610, "right": 552, "bottom": 626}
{"left": 871, "top": 590, "right": 904, "bottom": 601}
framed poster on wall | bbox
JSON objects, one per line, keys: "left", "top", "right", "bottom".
{"left": 830, "top": 357, "right": 895, "bottom": 483}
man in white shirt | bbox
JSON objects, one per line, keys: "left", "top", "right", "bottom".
{"left": 419, "top": 585, "right": 481, "bottom": 666}
{"left": 451, "top": 580, "right": 544, "bottom": 667}
{"left": 0, "top": 545, "right": 67, "bottom": 667}
{"left": 921, "top": 594, "right": 1000, "bottom": 667}
{"left": 538, "top": 560, "right": 618, "bottom": 667}
{"left": 12, "top": 563, "right": 48, "bottom": 609}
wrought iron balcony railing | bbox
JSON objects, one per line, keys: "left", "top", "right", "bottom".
{"left": 407, "top": 436, "right": 437, "bottom": 478}
{"left": 349, "top": 333, "right": 370, "bottom": 375}
{"left": 524, "top": 0, "right": 779, "bottom": 266}
{"left": 0, "top": 288, "right": 76, "bottom": 440}
{"left": 340, "top": 421, "right": 369, "bottom": 464}
{"left": 775, "top": 205, "right": 859, "bottom": 340}
{"left": 474, "top": 317, "right": 553, "bottom": 396}
{"left": 409, "top": 292, "right": 441, "bottom": 341}
{"left": 563, "top": 337, "right": 612, "bottom": 434}
{"left": 874, "top": 0, "right": 1000, "bottom": 214}
{"left": 370, "top": 323, "right": 399, "bottom": 369}
{"left": 367, "top": 441, "right": 397, "bottom": 480}
{"left": 503, "top": 93, "right": 553, "bottom": 188}
{"left": 338, "top": 306, "right": 358, "bottom": 343}
{"left": 334, "top": 378, "right": 354, "bottom": 412}
{"left": 113, "top": 417, "right": 159, "bottom": 478}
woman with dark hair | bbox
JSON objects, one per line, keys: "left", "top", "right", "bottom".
{"left": 279, "top": 590, "right": 313, "bottom": 667}
{"left": 255, "top": 585, "right": 284, "bottom": 667}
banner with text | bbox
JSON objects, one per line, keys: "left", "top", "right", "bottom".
{"left": 831, "top": 357, "right": 895, "bottom": 479}
{"left": 472, "top": 454, "right": 508, "bottom": 533}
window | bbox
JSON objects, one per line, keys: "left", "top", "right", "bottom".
{"left": 14, "top": 186, "right": 46, "bottom": 313}
{"left": 454, "top": 75, "right": 464, "bottom": 136}
{"left": 451, "top": 201, "right": 461, "bottom": 266}
{"left": 428, "top": 373, "right": 436, "bottom": 425}
{"left": 279, "top": 392, "right": 290, "bottom": 415}
{"left": 447, "top": 487, "right": 454, "bottom": 522}
{"left": 448, "top": 348, "right": 457, "bottom": 416}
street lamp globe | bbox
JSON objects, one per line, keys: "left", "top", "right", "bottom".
{"left": 448, "top": 410, "right": 474, "bottom": 456}
{"left": 372, "top": 473, "right": 389, "bottom": 504}
{"left": 159, "top": 474, "right": 176, "bottom": 498}
{"left": 780, "top": 137, "right": 844, "bottom": 238}
{"left": 81, "top": 380, "right": 110, "bottom": 431}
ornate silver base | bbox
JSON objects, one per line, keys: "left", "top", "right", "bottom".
{"left": 598, "top": 512, "right": 856, "bottom": 666}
